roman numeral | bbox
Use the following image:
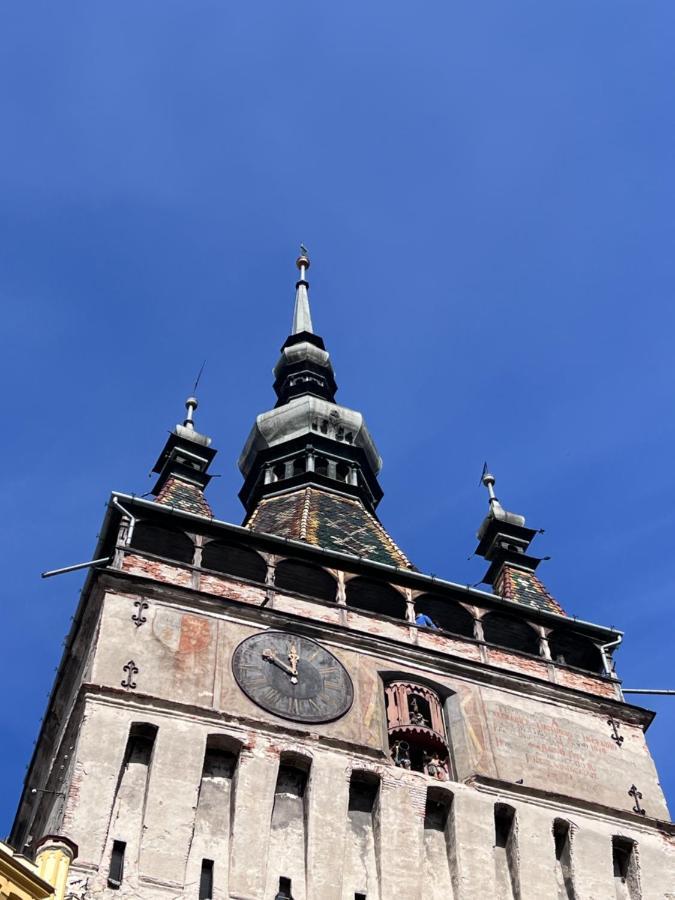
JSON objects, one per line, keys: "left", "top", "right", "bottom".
{"left": 261, "top": 686, "right": 282, "bottom": 704}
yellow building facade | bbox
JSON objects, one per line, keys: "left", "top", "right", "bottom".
{"left": 0, "top": 837, "right": 76, "bottom": 900}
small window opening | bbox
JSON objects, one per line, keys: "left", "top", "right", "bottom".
{"left": 199, "top": 859, "right": 214, "bottom": 899}
{"left": 275, "top": 762, "right": 308, "bottom": 799}
{"left": 355, "top": 894, "right": 367, "bottom": 900}
{"left": 612, "top": 837, "right": 640, "bottom": 899}
{"left": 275, "top": 876, "right": 294, "bottom": 899}
{"left": 336, "top": 461, "right": 350, "bottom": 482}
{"left": 320, "top": 419, "right": 328, "bottom": 434}
{"left": 202, "top": 745, "right": 238, "bottom": 779}
{"left": 108, "top": 840, "right": 126, "bottom": 889}
{"left": 553, "top": 819, "right": 576, "bottom": 900}
{"left": 494, "top": 804, "right": 519, "bottom": 900}
{"left": 494, "top": 804, "right": 515, "bottom": 848}
{"left": 424, "top": 789, "right": 452, "bottom": 831}
{"left": 348, "top": 771, "right": 379, "bottom": 814}
{"left": 124, "top": 722, "right": 157, "bottom": 767}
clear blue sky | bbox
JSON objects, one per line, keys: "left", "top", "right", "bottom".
{"left": 2, "top": 2, "right": 674, "bottom": 832}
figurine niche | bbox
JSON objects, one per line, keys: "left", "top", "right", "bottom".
{"left": 391, "top": 740, "right": 411, "bottom": 769}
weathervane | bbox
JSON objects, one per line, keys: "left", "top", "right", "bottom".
{"left": 297, "top": 244, "right": 310, "bottom": 281}
{"left": 184, "top": 360, "right": 206, "bottom": 429}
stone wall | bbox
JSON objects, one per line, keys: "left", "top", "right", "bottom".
{"left": 60, "top": 699, "right": 675, "bottom": 899}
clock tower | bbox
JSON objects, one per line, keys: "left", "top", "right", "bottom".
{"left": 10, "top": 251, "right": 675, "bottom": 899}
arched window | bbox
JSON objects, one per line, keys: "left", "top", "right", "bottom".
{"left": 202, "top": 734, "right": 242, "bottom": 779}
{"left": 482, "top": 611, "right": 540, "bottom": 655}
{"left": 274, "top": 559, "right": 337, "bottom": 602}
{"left": 548, "top": 630, "right": 604, "bottom": 673}
{"left": 346, "top": 578, "right": 407, "bottom": 619}
{"left": 130, "top": 522, "right": 194, "bottom": 564}
{"left": 201, "top": 541, "right": 267, "bottom": 583}
{"left": 385, "top": 681, "right": 451, "bottom": 779}
{"left": 415, "top": 594, "right": 475, "bottom": 638}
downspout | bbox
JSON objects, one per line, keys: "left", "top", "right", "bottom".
{"left": 112, "top": 496, "right": 137, "bottom": 545}
{"left": 599, "top": 635, "right": 622, "bottom": 677}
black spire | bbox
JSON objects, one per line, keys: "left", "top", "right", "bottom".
{"left": 237, "top": 249, "right": 384, "bottom": 517}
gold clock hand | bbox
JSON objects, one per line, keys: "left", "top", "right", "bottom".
{"left": 288, "top": 643, "right": 299, "bottom": 676}
{"left": 262, "top": 648, "right": 298, "bottom": 683}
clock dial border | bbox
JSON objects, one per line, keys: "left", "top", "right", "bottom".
{"left": 232, "top": 631, "right": 354, "bottom": 723}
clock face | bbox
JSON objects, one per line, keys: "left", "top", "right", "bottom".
{"left": 232, "top": 631, "right": 353, "bottom": 723}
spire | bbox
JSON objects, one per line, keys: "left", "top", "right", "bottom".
{"left": 272, "top": 250, "right": 338, "bottom": 406}
{"left": 237, "top": 250, "right": 397, "bottom": 554}
{"left": 474, "top": 467, "right": 564, "bottom": 614}
{"left": 292, "top": 245, "right": 313, "bottom": 335}
{"left": 150, "top": 395, "right": 217, "bottom": 517}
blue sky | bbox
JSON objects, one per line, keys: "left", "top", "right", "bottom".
{"left": 2, "top": 1, "right": 674, "bottom": 832}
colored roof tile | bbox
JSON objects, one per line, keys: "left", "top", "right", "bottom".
{"left": 155, "top": 475, "right": 213, "bottom": 517}
{"left": 494, "top": 564, "right": 566, "bottom": 616}
{"left": 245, "top": 486, "right": 412, "bottom": 569}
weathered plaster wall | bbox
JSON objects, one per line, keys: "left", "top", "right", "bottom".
{"left": 59, "top": 698, "right": 675, "bottom": 899}
{"left": 87, "top": 588, "right": 670, "bottom": 819}
{"left": 16, "top": 566, "right": 675, "bottom": 900}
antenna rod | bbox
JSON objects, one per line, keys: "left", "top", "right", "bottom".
{"left": 41, "top": 557, "right": 112, "bottom": 579}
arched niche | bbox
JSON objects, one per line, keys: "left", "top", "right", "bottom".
{"left": 481, "top": 611, "right": 540, "bottom": 656}
{"left": 130, "top": 521, "right": 194, "bottom": 564}
{"left": 274, "top": 559, "right": 337, "bottom": 602}
{"left": 415, "top": 594, "right": 475, "bottom": 638}
{"left": 345, "top": 577, "right": 407, "bottom": 619}
{"left": 548, "top": 630, "right": 604, "bottom": 673}
{"left": 385, "top": 680, "right": 451, "bottom": 779}
{"left": 202, "top": 733, "right": 242, "bottom": 778}
{"left": 201, "top": 540, "right": 267, "bottom": 583}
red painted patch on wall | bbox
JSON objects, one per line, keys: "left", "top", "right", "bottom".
{"left": 179, "top": 615, "right": 212, "bottom": 653}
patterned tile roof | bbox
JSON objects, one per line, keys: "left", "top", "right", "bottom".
{"left": 245, "top": 486, "right": 413, "bottom": 568}
{"left": 494, "top": 563, "right": 566, "bottom": 616}
{"left": 155, "top": 475, "right": 213, "bottom": 517}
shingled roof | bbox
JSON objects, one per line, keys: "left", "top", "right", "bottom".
{"left": 155, "top": 475, "right": 213, "bottom": 517}
{"left": 493, "top": 563, "right": 566, "bottom": 616}
{"left": 245, "top": 486, "right": 412, "bottom": 569}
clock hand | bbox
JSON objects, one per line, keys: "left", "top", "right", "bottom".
{"left": 288, "top": 643, "right": 299, "bottom": 677}
{"left": 262, "top": 649, "right": 298, "bottom": 684}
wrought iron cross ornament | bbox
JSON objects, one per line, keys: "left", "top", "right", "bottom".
{"left": 608, "top": 716, "right": 624, "bottom": 746}
{"left": 628, "top": 784, "right": 646, "bottom": 815}
{"left": 131, "top": 600, "right": 148, "bottom": 627}
{"left": 121, "top": 660, "right": 139, "bottom": 689}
